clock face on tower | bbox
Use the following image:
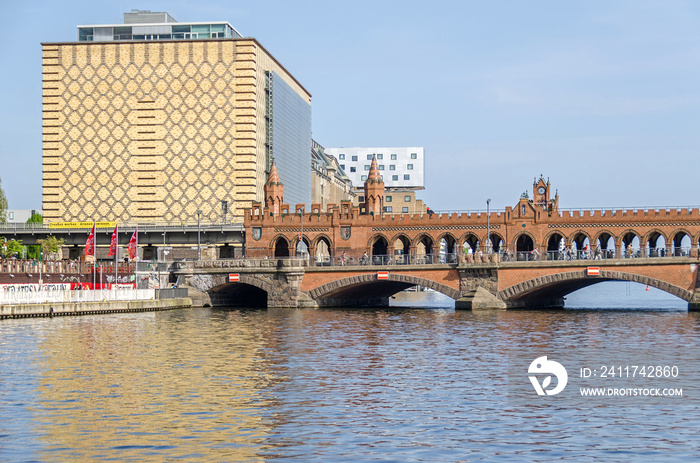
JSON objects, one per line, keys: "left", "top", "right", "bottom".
{"left": 538, "top": 187, "right": 546, "bottom": 194}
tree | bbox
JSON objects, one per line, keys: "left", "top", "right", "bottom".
{"left": 27, "top": 212, "right": 43, "bottom": 223}
{"left": 37, "top": 235, "right": 65, "bottom": 259}
{"left": 0, "top": 177, "right": 7, "bottom": 224}
{"left": 1, "top": 238, "right": 23, "bottom": 258}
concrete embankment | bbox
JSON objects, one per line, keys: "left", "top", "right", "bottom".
{"left": 0, "top": 298, "right": 192, "bottom": 319}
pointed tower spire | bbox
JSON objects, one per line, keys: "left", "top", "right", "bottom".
{"left": 363, "top": 155, "right": 384, "bottom": 216}
{"left": 264, "top": 161, "right": 284, "bottom": 215}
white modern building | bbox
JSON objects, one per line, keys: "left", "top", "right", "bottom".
{"left": 5, "top": 210, "right": 40, "bottom": 223}
{"left": 325, "top": 147, "right": 425, "bottom": 190}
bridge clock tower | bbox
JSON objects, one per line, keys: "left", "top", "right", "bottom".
{"left": 533, "top": 176, "right": 558, "bottom": 214}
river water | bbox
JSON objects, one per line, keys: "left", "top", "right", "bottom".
{"left": 1, "top": 282, "right": 699, "bottom": 462}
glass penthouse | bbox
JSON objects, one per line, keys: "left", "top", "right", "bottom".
{"left": 78, "top": 10, "right": 242, "bottom": 42}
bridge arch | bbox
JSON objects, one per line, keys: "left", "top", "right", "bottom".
{"left": 308, "top": 273, "right": 461, "bottom": 303}
{"left": 642, "top": 229, "right": 667, "bottom": 257}
{"left": 312, "top": 234, "right": 333, "bottom": 264}
{"left": 513, "top": 231, "right": 536, "bottom": 260}
{"left": 436, "top": 232, "right": 458, "bottom": 262}
{"left": 368, "top": 233, "right": 390, "bottom": 263}
{"left": 487, "top": 231, "right": 504, "bottom": 252}
{"left": 389, "top": 233, "right": 412, "bottom": 262}
{"left": 592, "top": 230, "right": 616, "bottom": 257}
{"left": 619, "top": 230, "right": 642, "bottom": 257}
{"left": 459, "top": 232, "right": 480, "bottom": 253}
{"left": 414, "top": 233, "right": 435, "bottom": 263}
{"left": 207, "top": 274, "right": 275, "bottom": 307}
{"left": 272, "top": 235, "right": 291, "bottom": 258}
{"left": 544, "top": 231, "right": 566, "bottom": 259}
{"left": 670, "top": 228, "right": 694, "bottom": 256}
{"left": 499, "top": 270, "right": 693, "bottom": 303}
{"left": 568, "top": 230, "right": 591, "bottom": 254}
{"left": 292, "top": 235, "right": 310, "bottom": 257}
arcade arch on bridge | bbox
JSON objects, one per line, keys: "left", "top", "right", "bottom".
{"left": 414, "top": 234, "right": 435, "bottom": 264}
{"left": 369, "top": 234, "right": 389, "bottom": 264}
{"left": 390, "top": 234, "right": 412, "bottom": 264}
{"left": 460, "top": 233, "right": 480, "bottom": 254}
{"left": 313, "top": 235, "right": 333, "bottom": 265}
{"left": 514, "top": 232, "right": 536, "bottom": 260}
{"left": 273, "top": 235, "right": 291, "bottom": 258}
{"left": 437, "top": 232, "right": 458, "bottom": 263}
{"left": 620, "top": 231, "right": 642, "bottom": 258}
{"left": 670, "top": 229, "right": 693, "bottom": 256}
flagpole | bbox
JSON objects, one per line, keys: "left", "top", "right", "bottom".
{"left": 115, "top": 223, "right": 118, "bottom": 290}
{"left": 92, "top": 220, "right": 96, "bottom": 292}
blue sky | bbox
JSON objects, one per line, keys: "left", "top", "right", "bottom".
{"left": 2, "top": 0, "right": 700, "bottom": 212}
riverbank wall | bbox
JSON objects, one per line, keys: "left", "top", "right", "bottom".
{"left": 0, "top": 298, "right": 192, "bottom": 319}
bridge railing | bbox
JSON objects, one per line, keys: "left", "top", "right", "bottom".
{"left": 0, "top": 288, "right": 155, "bottom": 305}
{"left": 0, "top": 259, "right": 135, "bottom": 275}
{"left": 543, "top": 247, "right": 692, "bottom": 261}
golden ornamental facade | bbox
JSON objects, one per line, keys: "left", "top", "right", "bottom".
{"left": 42, "top": 38, "right": 311, "bottom": 224}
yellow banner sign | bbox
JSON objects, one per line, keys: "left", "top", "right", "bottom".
{"left": 48, "top": 221, "right": 117, "bottom": 229}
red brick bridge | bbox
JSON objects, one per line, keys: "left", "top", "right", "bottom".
{"left": 177, "top": 168, "right": 700, "bottom": 310}
{"left": 176, "top": 256, "right": 700, "bottom": 310}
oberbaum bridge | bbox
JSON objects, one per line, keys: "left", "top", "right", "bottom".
{"left": 4, "top": 159, "right": 700, "bottom": 310}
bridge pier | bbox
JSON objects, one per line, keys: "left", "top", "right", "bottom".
{"left": 688, "top": 290, "right": 700, "bottom": 311}
{"left": 455, "top": 287, "right": 506, "bottom": 310}
{"left": 456, "top": 267, "right": 506, "bottom": 310}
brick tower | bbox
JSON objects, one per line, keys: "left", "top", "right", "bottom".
{"left": 363, "top": 156, "right": 384, "bottom": 215}
{"left": 264, "top": 162, "right": 284, "bottom": 215}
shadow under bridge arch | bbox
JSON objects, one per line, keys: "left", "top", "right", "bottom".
{"left": 208, "top": 274, "right": 273, "bottom": 308}
{"left": 308, "top": 274, "right": 461, "bottom": 308}
{"left": 498, "top": 270, "right": 692, "bottom": 308}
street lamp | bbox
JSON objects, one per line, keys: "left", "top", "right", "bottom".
{"left": 297, "top": 206, "right": 305, "bottom": 257}
{"left": 486, "top": 198, "right": 492, "bottom": 254}
{"left": 197, "top": 210, "right": 202, "bottom": 261}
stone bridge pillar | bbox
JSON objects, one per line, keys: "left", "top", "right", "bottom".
{"left": 455, "top": 267, "right": 506, "bottom": 310}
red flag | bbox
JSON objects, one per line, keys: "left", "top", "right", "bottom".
{"left": 107, "top": 225, "right": 118, "bottom": 256}
{"left": 85, "top": 223, "right": 96, "bottom": 257}
{"left": 128, "top": 227, "right": 138, "bottom": 260}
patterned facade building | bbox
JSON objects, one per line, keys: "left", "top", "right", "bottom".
{"left": 42, "top": 12, "right": 311, "bottom": 224}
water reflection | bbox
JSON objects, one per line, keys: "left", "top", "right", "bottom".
{"left": 0, "top": 299, "right": 698, "bottom": 461}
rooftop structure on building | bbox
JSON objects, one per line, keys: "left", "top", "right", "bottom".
{"left": 325, "top": 147, "right": 425, "bottom": 191}
{"left": 78, "top": 9, "right": 243, "bottom": 42}
{"left": 43, "top": 11, "right": 311, "bottom": 225}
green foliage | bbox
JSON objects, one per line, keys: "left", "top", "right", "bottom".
{"left": 0, "top": 178, "right": 7, "bottom": 224}
{"left": 37, "top": 235, "right": 65, "bottom": 254}
{"left": 27, "top": 245, "right": 40, "bottom": 260}
{"left": 1, "top": 238, "right": 23, "bottom": 258}
{"left": 27, "top": 212, "right": 43, "bottom": 224}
